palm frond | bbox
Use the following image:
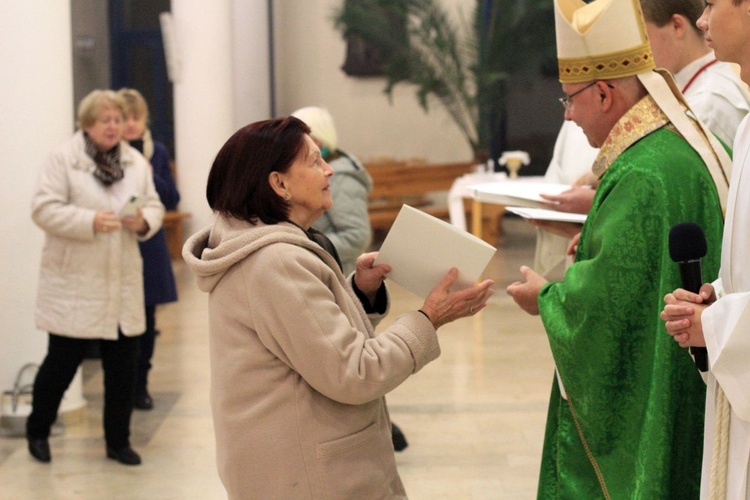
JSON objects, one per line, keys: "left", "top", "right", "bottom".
{"left": 333, "top": 0, "right": 555, "bottom": 157}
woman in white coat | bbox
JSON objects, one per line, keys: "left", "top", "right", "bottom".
{"left": 27, "top": 89, "right": 164, "bottom": 466}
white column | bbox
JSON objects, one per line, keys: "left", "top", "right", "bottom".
{"left": 171, "top": 0, "right": 272, "bottom": 238}
{"left": 0, "top": 2, "right": 85, "bottom": 416}
{"left": 171, "top": 0, "right": 235, "bottom": 237}
{"left": 231, "top": 0, "right": 271, "bottom": 128}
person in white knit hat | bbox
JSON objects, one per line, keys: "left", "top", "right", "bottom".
{"left": 291, "top": 106, "right": 373, "bottom": 276}
{"left": 662, "top": 1, "right": 750, "bottom": 498}
{"left": 507, "top": 0, "right": 732, "bottom": 497}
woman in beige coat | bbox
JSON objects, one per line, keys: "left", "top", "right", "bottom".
{"left": 183, "top": 116, "right": 494, "bottom": 499}
{"left": 27, "top": 90, "right": 164, "bottom": 466}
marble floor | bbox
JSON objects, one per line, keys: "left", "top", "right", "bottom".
{"left": 0, "top": 216, "right": 557, "bottom": 499}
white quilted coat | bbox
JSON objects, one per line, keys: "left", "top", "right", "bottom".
{"left": 31, "top": 131, "right": 164, "bottom": 339}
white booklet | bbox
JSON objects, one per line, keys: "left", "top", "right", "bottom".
{"left": 374, "top": 205, "right": 496, "bottom": 298}
{"left": 469, "top": 180, "right": 572, "bottom": 208}
{"left": 505, "top": 206, "right": 587, "bottom": 224}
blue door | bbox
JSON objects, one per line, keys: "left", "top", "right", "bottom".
{"left": 109, "top": 0, "right": 174, "bottom": 156}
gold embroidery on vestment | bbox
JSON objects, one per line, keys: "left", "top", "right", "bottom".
{"left": 592, "top": 96, "right": 668, "bottom": 177}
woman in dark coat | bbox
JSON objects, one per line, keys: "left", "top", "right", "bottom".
{"left": 119, "top": 88, "right": 179, "bottom": 410}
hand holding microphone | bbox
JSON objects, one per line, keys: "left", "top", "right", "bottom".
{"left": 665, "top": 222, "right": 711, "bottom": 371}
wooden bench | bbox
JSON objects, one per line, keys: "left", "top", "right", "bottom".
{"left": 365, "top": 160, "right": 476, "bottom": 235}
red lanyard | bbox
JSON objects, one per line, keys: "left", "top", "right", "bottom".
{"left": 681, "top": 58, "right": 719, "bottom": 94}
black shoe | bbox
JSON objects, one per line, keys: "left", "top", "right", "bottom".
{"left": 28, "top": 438, "right": 51, "bottom": 463}
{"left": 134, "top": 391, "right": 153, "bottom": 410}
{"left": 106, "top": 446, "right": 142, "bottom": 466}
{"left": 391, "top": 423, "right": 408, "bottom": 452}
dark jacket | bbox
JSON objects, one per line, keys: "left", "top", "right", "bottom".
{"left": 138, "top": 139, "right": 179, "bottom": 306}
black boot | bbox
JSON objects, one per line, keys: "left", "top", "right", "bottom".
{"left": 134, "top": 388, "right": 153, "bottom": 410}
{"left": 28, "top": 437, "right": 51, "bottom": 463}
{"left": 106, "top": 446, "right": 142, "bottom": 465}
{"left": 391, "top": 423, "right": 408, "bottom": 452}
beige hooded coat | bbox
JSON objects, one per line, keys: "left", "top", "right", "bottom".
{"left": 183, "top": 216, "right": 440, "bottom": 499}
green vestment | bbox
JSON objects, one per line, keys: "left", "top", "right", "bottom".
{"left": 536, "top": 121, "right": 725, "bottom": 498}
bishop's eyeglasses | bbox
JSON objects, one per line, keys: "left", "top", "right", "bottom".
{"left": 559, "top": 81, "right": 614, "bottom": 110}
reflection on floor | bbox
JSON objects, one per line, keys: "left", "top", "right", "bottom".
{"left": 0, "top": 216, "right": 555, "bottom": 499}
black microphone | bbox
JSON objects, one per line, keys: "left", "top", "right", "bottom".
{"left": 668, "top": 222, "right": 708, "bottom": 372}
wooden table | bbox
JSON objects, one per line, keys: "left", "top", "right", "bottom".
{"left": 467, "top": 176, "right": 549, "bottom": 241}
{"left": 162, "top": 211, "right": 191, "bottom": 260}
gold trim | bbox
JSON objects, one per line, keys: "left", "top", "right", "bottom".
{"left": 566, "top": 396, "right": 612, "bottom": 500}
{"left": 592, "top": 95, "right": 668, "bottom": 177}
{"left": 559, "top": 43, "right": 655, "bottom": 83}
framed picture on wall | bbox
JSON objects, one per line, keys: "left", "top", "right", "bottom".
{"left": 337, "top": 0, "right": 408, "bottom": 78}
{"left": 341, "top": 35, "right": 386, "bottom": 77}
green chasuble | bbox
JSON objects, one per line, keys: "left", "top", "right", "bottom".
{"left": 537, "top": 103, "right": 725, "bottom": 499}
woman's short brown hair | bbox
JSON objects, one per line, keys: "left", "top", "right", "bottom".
{"left": 206, "top": 117, "right": 311, "bottom": 224}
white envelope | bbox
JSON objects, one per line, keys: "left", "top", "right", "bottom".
{"left": 374, "top": 205, "right": 496, "bottom": 298}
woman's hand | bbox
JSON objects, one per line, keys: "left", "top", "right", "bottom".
{"left": 94, "top": 210, "right": 122, "bottom": 234}
{"left": 420, "top": 268, "right": 494, "bottom": 329}
{"left": 121, "top": 208, "right": 149, "bottom": 235}
{"left": 353, "top": 252, "right": 391, "bottom": 300}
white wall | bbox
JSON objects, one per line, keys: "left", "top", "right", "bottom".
{"left": 273, "top": 0, "right": 475, "bottom": 164}
{"left": 0, "top": 3, "right": 74, "bottom": 390}
{"left": 231, "top": 0, "right": 271, "bottom": 128}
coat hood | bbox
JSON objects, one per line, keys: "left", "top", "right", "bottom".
{"left": 183, "top": 216, "right": 342, "bottom": 293}
{"left": 331, "top": 152, "right": 373, "bottom": 192}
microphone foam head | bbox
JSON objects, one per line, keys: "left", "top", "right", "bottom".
{"left": 669, "top": 222, "right": 707, "bottom": 262}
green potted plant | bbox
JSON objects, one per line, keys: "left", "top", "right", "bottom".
{"left": 333, "top": 0, "right": 556, "bottom": 162}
